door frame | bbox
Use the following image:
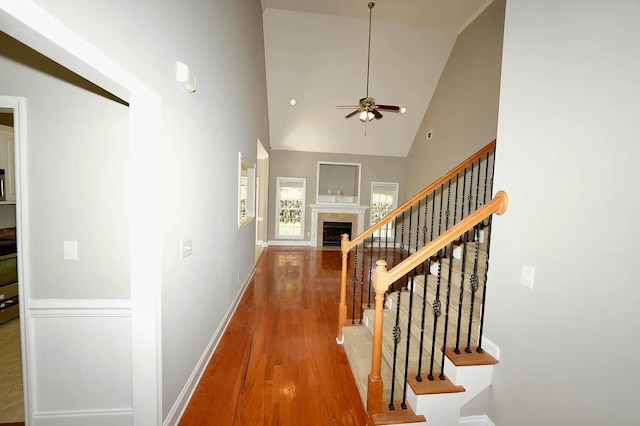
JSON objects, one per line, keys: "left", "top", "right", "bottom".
{"left": 0, "top": 95, "right": 29, "bottom": 422}
{"left": 0, "top": 2, "right": 162, "bottom": 424}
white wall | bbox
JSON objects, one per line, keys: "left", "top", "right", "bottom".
{"left": 488, "top": 0, "right": 640, "bottom": 424}
{"left": 5, "top": 0, "right": 270, "bottom": 423}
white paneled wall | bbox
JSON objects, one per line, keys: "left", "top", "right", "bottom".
{"left": 28, "top": 299, "right": 132, "bottom": 426}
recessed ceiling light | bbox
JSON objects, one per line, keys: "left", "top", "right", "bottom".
{"left": 289, "top": 98, "right": 297, "bottom": 106}
{"left": 400, "top": 107, "right": 407, "bottom": 114}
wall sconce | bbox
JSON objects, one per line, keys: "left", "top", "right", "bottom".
{"left": 176, "top": 61, "right": 196, "bottom": 93}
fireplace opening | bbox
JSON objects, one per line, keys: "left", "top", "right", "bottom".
{"left": 322, "top": 221, "right": 352, "bottom": 246}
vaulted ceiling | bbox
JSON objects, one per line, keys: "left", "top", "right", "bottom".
{"left": 261, "top": 0, "right": 494, "bottom": 157}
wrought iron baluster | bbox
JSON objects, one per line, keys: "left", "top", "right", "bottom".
{"left": 465, "top": 226, "right": 481, "bottom": 353}
{"left": 454, "top": 231, "right": 469, "bottom": 354}
{"left": 428, "top": 250, "right": 442, "bottom": 381}
{"left": 352, "top": 244, "right": 358, "bottom": 325}
{"left": 440, "top": 241, "right": 455, "bottom": 380}
{"left": 360, "top": 242, "right": 366, "bottom": 322}
{"left": 416, "top": 194, "right": 431, "bottom": 382}
{"left": 477, "top": 214, "right": 493, "bottom": 353}
{"left": 400, "top": 206, "right": 415, "bottom": 409}
{"left": 368, "top": 233, "right": 374, "bottom": 307}
{"left": 389, "top": 273, "right": 403, "bottom": 411}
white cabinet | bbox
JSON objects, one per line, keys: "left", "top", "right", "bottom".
{"left": 0, "top": 125, "right": 15, "bottom": 203}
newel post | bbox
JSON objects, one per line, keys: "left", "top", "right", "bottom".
{"left": 337, "top": 233, "right": 350, "bottom": 344}
{"left": 367, "top": 259, "right": 389, "bottom": 417}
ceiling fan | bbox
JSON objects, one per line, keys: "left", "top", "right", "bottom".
{"left": 337, "top": 2, "right": 401, "bottom": 123}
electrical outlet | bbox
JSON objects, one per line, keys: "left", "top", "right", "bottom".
{"left": 180, "top": 239, "right": 192, "bottom": 259}
{"left": 63, "top": 240, "right": 78, "bottom": 260}
{"left": 237, "top": 272, "right": 241, "bottom": 283}
{"left": 520, "top": 264, "right": 535, "bottom": 289}
{"left": 426, "top": 130, "right": 433, "bottom": 140}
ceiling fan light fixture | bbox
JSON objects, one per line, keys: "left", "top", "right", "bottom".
{"left": 359, "top": 111, "right": 374, "bottom": 122}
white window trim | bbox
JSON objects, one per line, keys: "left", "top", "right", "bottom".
{"left": 276, "top": 177, "right": 306, "bottom": 240}
{"left": 370, "top": 181, "right": 399, "bottom": 238}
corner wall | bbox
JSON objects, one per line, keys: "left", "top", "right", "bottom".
{"left": 405, "top": 0, "right": 505, "bottom": 196}
{"left": 488, "top": 0, "right": 640, "bottom": 424}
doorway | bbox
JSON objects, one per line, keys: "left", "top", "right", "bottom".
{"left": 0, "top": 100, "right": 25, "bottom": 425}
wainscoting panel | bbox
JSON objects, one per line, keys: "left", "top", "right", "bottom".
{"left": 28, "top": 299, "right": 133, "bottom": 426}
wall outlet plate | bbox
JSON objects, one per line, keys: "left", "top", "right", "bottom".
{"left": 180, "top": 239, "right": 192, "bottom": 259}
{"left": 521, "top": 264, "right": 535, "bottom": 289}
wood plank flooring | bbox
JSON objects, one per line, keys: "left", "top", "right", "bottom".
{"left": 179, "top": 247, "right": 367, "bottom": 426}
{"left": 0, "top": 318, "right": 24, "bottom": 424}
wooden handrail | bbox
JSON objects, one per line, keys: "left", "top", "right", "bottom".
{"left": 376, "top": 190, "right": 508, "bottom": 289}
{"left": 347, "top": 140, "right": 496, "bottom": 249}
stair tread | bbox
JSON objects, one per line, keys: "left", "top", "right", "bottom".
{"left": 342, "top": 325, "right": 405, "bottom": 408}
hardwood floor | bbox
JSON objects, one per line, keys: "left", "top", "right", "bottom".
{"left": 0, "top": 318, "right": 24, "bottom": 424}
{"left": 179, "top": 247, "right": 367, "bottom": 426}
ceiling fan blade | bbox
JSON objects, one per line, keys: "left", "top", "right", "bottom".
{"left": 372, "top": 109, "right": 383, "bottom": 120}
{"left": 336, "top": 105, "right": 360, "bottom": 109}
{"left": 376, "top": 105, "right": 401, "bottom": 112}
{"left": 345, "top": 110, "right": 360, "bottom": 119}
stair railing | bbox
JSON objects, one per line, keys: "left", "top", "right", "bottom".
{"left": 367, "top": 190, "right": 508, "bottom": 416}
{"left": 337, "top": 140, "right": 496, "bottom": 344}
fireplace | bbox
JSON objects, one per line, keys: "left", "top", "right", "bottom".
{"left": 322, "top": 221, "right": 352, "bottom": 246}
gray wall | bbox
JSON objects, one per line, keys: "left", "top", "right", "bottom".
{"left": 12, "top": 0, "right": 270, "bottom": 421}
{"left": 0, "top": 31, "right": 131, "bottom": 300}
{"left": 405, "top": 0, "right": 505, "bottom": 196}
{"left": 487, "top": 0, "right": 640, "bottom": 424}
{"left": 268, "top": 150, "right": 407, "bottom": 242}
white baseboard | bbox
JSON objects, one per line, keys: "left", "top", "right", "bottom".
{"left": 267, "top": 239, "right": 312, "bottom": 246}
{"left": 32, "top": 408, "right": 132, "bottom": 426}
{"left": 162, "top": 269, "right": 256, "bottom": 426}
{"left": 459, "top": 414, "right": 495, "bottom": 426}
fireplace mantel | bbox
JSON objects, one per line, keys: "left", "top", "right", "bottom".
{"left": 310, "top": 204, "right": 368, "bottom": 247}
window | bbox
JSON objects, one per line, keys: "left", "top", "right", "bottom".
{"left": 276, "top": 177, "right": 306, "bottom": 239}
{"left": 371, "top": 182, "right": 399, "bottom": 240}
{"left": 239, "top": 152, "right": 256, "bottom": 228}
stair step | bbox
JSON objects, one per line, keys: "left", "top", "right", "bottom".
{"left": 342, "top": 325, "right": 405, "bottom": 409}
{"left": 407, "top": 274, "right": 484, "bottom": 325}
{"left": 393, "top": 289, "right": 479, "bottom": 356}
{"left": 364, "top": 309, "right": 449, "bottom": 385}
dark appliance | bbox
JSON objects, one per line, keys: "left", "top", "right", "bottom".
{"left": 0, "top": 238, "right": 18, "bottom": 324}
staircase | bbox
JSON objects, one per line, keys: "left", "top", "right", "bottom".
{"left": 336, "top": 141, "right": 508, "bottom": 425}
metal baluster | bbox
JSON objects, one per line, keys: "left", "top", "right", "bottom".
{"left": 360, "top": 241, "right": 366, "bottom": 323}
{"left": 454, "top": 231, "right": 468, "bottom": 354}
{"left": 352, "top": 245, "right": 358, "bottom": 325}
{"left": 465, "top": 226, "right": 481, "bottom": 353}
{"left": 368, "top": 233, "right": 374, "bottom": 307}
{"left": 477, "top": 214, "right": 493, "bottom": 354}
{"left": 427, "top": 186, "right": 446, "bottom": 379}
{"left": 400, "top": 206, "right": 416, "bottom": 409}
{"left": 416, "top": 194, "right": 430, "bottom": 382}
{"left": 438, "top": 183, "right": 454, "bottom": 380}
{"left": 427, "top": 250, "right": 442, "bottom": 381}
{"left": 389, "top": 269, "right": 403, "bottom": 410}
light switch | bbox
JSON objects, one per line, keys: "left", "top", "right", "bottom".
{"left": 521, "top": 264, "right": 535, "bottom": 289}
{"left": 63, "top": 240, "right": 78, "bottom": 260}
{"left": 180, "top": 239, "right": 192, "bottom": 259}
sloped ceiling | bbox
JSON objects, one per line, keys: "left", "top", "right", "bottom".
{"left": 262, "top": 0, "right": 493, "bottom": 157}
